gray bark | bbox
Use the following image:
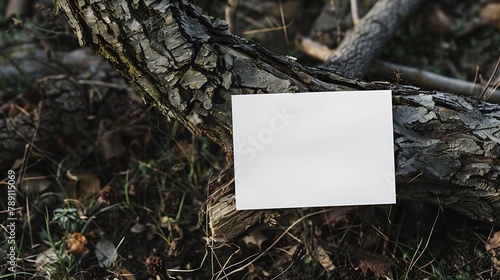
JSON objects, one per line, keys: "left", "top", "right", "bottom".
{"left": 323, "top": 0, "right": 425, "bottom": 77}
{"left": 50, "top": 0, "right": 500, "bottom": 242}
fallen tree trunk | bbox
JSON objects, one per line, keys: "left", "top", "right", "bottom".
{"left": 0, "top": 75, "right": 91, "bottom": 171}
{"left": 52, "top": 0, "right": 500, "bottom": 242}
{"left": 323, "top": 0, "right": 425, "bottom": 77}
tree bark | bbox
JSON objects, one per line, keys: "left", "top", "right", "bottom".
{"left": 52, "top": 0, "right": 500, "bottom": 242}
{"left": 323, "top": 0, "right": 425, "bottom": 77}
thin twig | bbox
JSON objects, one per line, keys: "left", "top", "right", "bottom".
{"left": 295, "top": 34, "right": 334, "bottom": 61}
{"left": 482, "top": 57, "right": 500, "bottom": 101}
{"left": 371, "top": 60, "right": 500, "bottom": 104}
{"left": 278, "top": 0, "right": 289, "bottom": 45}
{"left": 242, "top": 21, "right": 294, "bottom": 36}
{"left": 295, "top": 35, "right": 500, "bottom": 103}
{"left": 405, "top": 206, "right": 440, "bottom": 279}
{"left": 350, "top": 0, "right": 359, "bottom": 25}
{"left": 0, "top": 49, "right": 26, "bottom": 77}
{"left": 470, "top": 65, "right": 480, "bottom": 97}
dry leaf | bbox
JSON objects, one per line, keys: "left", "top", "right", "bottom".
{"left": 10, "top": 158, "right": 24, "bottom": 170}
{"left": 243, "top": 230, "right": 267, "bottom": 251}
{"left": 315, "top": 245, "right": 335, "bottom": 271}
{"left": 78, "top": 173, "right": 101, "bottom": 199}
{"left": 356, "top": 251, "right": 392, "bottom": 278}
{"left": 486, "top": 231, "right": 500, "bottom": 270}
{"left": 481, "top": 3, "right": 500, "bottom": 29}
{"left": 67, "top": 233, "right": 89, "bottom": 256}
{"left": 284, "top": 245, "right": 298, "bottom": 261}
{"left": 95, "top": 238, "right": 118, "bottom": 267}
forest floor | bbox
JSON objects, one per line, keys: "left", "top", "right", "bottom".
{"left": 1, "top": 0, "right": 500, "bottom": 279}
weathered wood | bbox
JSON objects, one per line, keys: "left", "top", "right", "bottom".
{"left": 52, "top": 0, "right": 500, "bottom": 242}
{"left": 392, "top": 88, "right": 500, "bottom": 219}
{"left": 323, "top": 0, "right": 425, "bottom": 77}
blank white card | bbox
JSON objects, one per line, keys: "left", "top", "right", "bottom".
{"left": 231, "top": 91, "right": 396, "bottom": 210}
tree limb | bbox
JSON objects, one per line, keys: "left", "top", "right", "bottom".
{"left": 52, "top": 0, "right": 500, "bottom": 242}
{"left": 295, "top": 34, "right": 500, "bottom": 103}
{"left": 323, "top": 0, "right": 425, "bottom": 77}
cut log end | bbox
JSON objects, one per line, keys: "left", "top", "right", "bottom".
{"left": 200, "top": 165, "right": 280, "bottom": 243}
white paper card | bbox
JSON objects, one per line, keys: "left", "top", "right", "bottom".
{"left": 232, "top": 91, "right": 396, "bottom": 210}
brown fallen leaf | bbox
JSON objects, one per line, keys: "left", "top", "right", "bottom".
{"left": 315, "top": 245, "right": 335, "bottom": 271}
{"left": 486, "top": 231, "right": 500, "bottom": 270}
{"left": 355, "top": 250, "right": 392, "bottom": 278}
{"left": 243, "top": 230, "right": 268, "bottom": 251}
{"left": 67, "top": 232, "right": 89, "bottom": 257}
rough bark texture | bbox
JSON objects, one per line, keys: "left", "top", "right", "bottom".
{"left": 323, "top": 0, "right": 425, "bottom": 77}
{"left": 52, "top": 0, "right": 500, "bottom": 242}
{"left": 393, "top": 90, "right": 500, "bottom": 219}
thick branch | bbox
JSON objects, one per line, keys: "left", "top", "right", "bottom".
{"left": 54, "top": 0, "right": 367, "bottom": 153}
{"left": 52, "top": 0, "right": 500, "bottom": 242}
{"left": 295, "top": 35, "right": 500, "bottom": 103}
{"left": 323, "top": 0, "right": 424, "bottom": 77}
